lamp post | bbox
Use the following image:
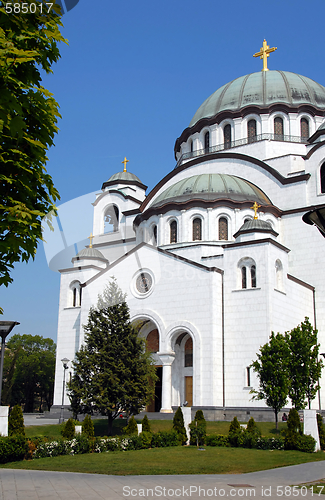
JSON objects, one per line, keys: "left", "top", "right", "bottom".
{"left": 59, "top": 358, "right": 69, "bottom": 424}
{"left": 0, "top": 321, "right": 19, "bottom": 405}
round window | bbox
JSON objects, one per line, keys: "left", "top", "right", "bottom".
{"left": 136, "top": 272, "right": 153, "bottom": 294}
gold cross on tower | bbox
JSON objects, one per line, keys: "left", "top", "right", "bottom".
{"left": 88, "top": 232, "right": 94, "bottom": 248}
{"left": 250, "top": 202, "right": 261, "bottom": 220}
{"left": 253, "top": 39, "right": 277, "bottom": 72}
{"left": 122, "top": 157, "right": 129, "bottom": 172}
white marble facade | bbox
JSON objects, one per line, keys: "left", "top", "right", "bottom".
{"left": 52, "top": 68, "right": 325, "bottom": 419}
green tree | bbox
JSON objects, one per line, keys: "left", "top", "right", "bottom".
{"left": 8, "top": 404, "right": 25, "bottom": 436}
{"left": 251, "top": 332, "right": 290, "bottom": 429}
{"left": 142, "top": 415, "right": 151, "bottom": 433}
{"left": 286, "top": 318, "right": 323, "bottom": 410}
{"left": 82, "top": 415, "right": 94, "bottom": 439}
{"left": 123, "top": 416, "right": 138, "bottom": 435}
{"left": 61, "top": 418, "right": 75, "bottom": 440}
{"left": 2, "top": 334, "right": 56, "bottom": 411}
{"left": 284, "top": 408, "right": 301, "bottom": 450}
{"left": 0, "top": 1, "right": 67, "bottom": 290}
{"left": 172, "top": 407, "right": 187, "bottom": 445}
{"left": 189, "top": 410, "right": 206, "bottom": 446}
{"left": 67, "top": 279, "right": 157, "bottom": 435}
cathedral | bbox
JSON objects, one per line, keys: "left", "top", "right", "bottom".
{"left": 52, "top": 41, "right": 325, "bottom": 420}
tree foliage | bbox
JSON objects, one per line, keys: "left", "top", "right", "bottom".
{"left": 0, "top": 1, "right": 67, "bottom": 289}
{"left": 285, "top": 318, "right": 323, "bottom": 410}
{"left": 2, "top": 334, "right": 56, "bottom": 412}
{"left": 82, "top": 414, "right": 94, "bottom": 439}
{"left": 67, "top": 279, "right": 157, "bottom": 435}
{"left": 189, "top": 410, "right": 206, "bottom": 446}
{"left": 251, "top": 332, "right": 290, "bottom": 429}
{"left": 142, "top": 415, "right": 151, "bottom": 433}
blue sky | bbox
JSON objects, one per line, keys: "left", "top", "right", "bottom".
{"left": 1, "top": 0, "right": 325, "bottom": 342}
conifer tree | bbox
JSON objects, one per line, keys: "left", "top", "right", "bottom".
{"left": 123, "top": 416, "right": 138, "bottom": 435}
{"left": 173, "top": 407, "right": 187, "bottom": 445}
{"left": 67, "top": 278, "right": 156, "bottom": 435}
{"left": 82, "top": 415, "right": 94, "bottom": 438}
{"left": 142, "top": 415, "right": 151, "bottom": 433}
{"left": 61, "top": 418, "right": 75, "bottom": 439}
{"left": 8, "top": 404, "right": 25, "bottom": 436}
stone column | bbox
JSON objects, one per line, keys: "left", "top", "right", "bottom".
{"left": 158, "top": 352, "right": 175, "bottom": 413}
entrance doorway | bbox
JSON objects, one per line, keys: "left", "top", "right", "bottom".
{"left": 185, "top": 376, "right": 193, "bottom": 406}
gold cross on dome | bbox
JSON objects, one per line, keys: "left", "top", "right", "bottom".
{"left": 253, "top": 39, "right": 277, "bottom": 72}
{"left": 122, "top": 157, "right": 129, "bottom": 172}
{"left": 88, "top": 232, "right": 94, "bottom": 248}
{"left": 250, "top": 202, "right": 261, "bottom": 220}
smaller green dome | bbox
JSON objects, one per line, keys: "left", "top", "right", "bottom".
{"left": 151, "top": 174, "right": 272, "bottom": 208}
{"left": 76, "top": 247, "right": 106, "bottom": 260}
{"left": 107, "top": 171, "right": 143, "bottom": 184}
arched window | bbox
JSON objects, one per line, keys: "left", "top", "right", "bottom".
{"left": 184, "top": 337, "right": 193, "bottom": 367}
{"left": 224, "top": 124, "right": 231, "bottom": 149}
{"left": 275, "top": 259, "right": 283, "bottom": 290}
{"left": 192, "top": 218, "right": 202, "bottom": 241}
{"left": 241, "top": 266, "right": 247, "bottom": 289}
{"left": 251, "top": 265, "right": 256, "bottom": 288}
{"left": 70, "top": 281, "right": 81, "bottom": 307}
{"left": 274, "top": 117, "right": 284, "bottom": 139}
{"left": 146, "top": 329, "right": 159, "bottom": 353}
{"left": 204, "top": 131, "right": 210, "bottom": 152}
{"left": 321, "top": 163, "right": 325, "bottom": 193}
{"left": 301, "top": 118, "right": 309, "bottom": 140}
{"left": 104, "top": 205, "right": 119, "bottom": 233}
{"left": 153, "top": 225, "right": 157, "bottom": 244}
{"left": 170, "top": 220, "right": 177, "bottom": 243}
{"left": 218, "top": 217, "right": 228, "bottom": 240}
{"left": 247, "top": 119, "right": 257, "bottom": 143}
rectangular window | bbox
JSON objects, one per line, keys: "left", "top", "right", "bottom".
{"left": 246, "top": 367, "right": 251, "bottom": 387}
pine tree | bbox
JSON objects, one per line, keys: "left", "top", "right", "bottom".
{"left": 142, "top": 415, "right": 151, "bottom": 433}
{"left": 189, "top": 410, "right": 206, "bottom": 446}
{"left": 229, "top": 416, "right": 241, "bottom": 434}
{"left": 284, "top": 408, "right": 301, "bottom": 450}
{"left": 61, "top": 418, "right": 75, "bottom": 439}
{"left": 8, "top": 404, "right": 25, "bottom": 436}
{"left": 82, "top": 415, "right": 94, "bottom": 438}
{"left": 173, "top": 407, "right": 187, "bottom": 445}
{"left": 123, "top": 416, "right": 138, "bottom": 435}
{"left": 67, "top": 278, "right": 157, "bottom": 435}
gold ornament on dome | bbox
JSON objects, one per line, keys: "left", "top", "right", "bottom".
{"left": 253, "top": 39, "right": 277, "bottom": 72}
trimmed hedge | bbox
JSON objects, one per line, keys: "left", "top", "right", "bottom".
{"left": 0, "top": 435, "right": 28, "bottom": 463}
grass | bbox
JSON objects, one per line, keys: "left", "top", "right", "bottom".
{"left": 1, "top": 446, "right": 325, "bottom": 475}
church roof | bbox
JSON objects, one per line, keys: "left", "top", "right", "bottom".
{"left": 102, "top": 170, "right": 147, "bottom": 191}
{"left": 233, "top": 219, "right": 278, "bottom": 238}
{"left": 150, "top": 174, "right": 272, "bottom": 209}
{"left": 75, "top": 247, "right": 106, "bottom": 260}
{"left": 190, "top": 71, "right": 325, "bottom": 127}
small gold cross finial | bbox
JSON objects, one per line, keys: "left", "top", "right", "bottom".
{"left": 253, "top": 39, "right": 277, "bottom": 72}
{"left": 122, "top": 157, "right": 129, "bottom": 172}
{"left": 250, "top": 202, "right": 261, "bottom": 219}
{"left": 88, "top": 232, "right": 94, "bottom": 248}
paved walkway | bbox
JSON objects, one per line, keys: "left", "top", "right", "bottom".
{"left": 0, "top": 462, "right": 324, "bottom": 499}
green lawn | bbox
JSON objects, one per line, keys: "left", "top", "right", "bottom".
{"left": 2, "top": 446, "right": 324, "bottom": 475}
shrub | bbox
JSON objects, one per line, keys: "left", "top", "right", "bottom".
{"left": 151, "top": 430, "right": 179, "bottom": 448}
{"left": 190, "top": 410, "right": 206, "bottom": 446}
{"left": 139, "top": 431, "right": 152, "bottom": 449}
{"left": 8, "top": 405, "right": 25, "bottom": 437}
{"left": 228, "top": 416, "right": 244, "bottom": 447}
{"left": 0, "top": 435, "right": 28, "bottom": 463}
{"left": 123, "top": 416, "right": 138, "bottom": 435}
{"left": 284, "top": 409, "right": 301, "bottom": 450}
{"left": 241, "top": 418, "right": 261, "bottom": 449}
{"left": 296, "top": 434, "right": 316, "bottom": 453}
{"left": 206, "top": 434, "right": 230, "bottom": 447}
{"left": 61, "top": 418, "right": 75, "bottom": 440}
{"left": 142, "top": 415, "right": 151, "bottom": 433}
{"left": 246, "top": 417, "right": 261, "bottom": 437}
{"left": 172, "top": 407, "right": 187, "bottom": 445}
{"left": 255, "top": 437, "right": 285, "bottom": 450}
{"left": 317, "top": 414, "right": 325, "bottom": 450}
{"left": 82, "top": 415, "right": 94, "bottom": 438}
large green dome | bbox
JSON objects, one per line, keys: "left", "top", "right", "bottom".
{"left": 151, "top": 174, "right": 272, "bottom": 208}
{"left": 190, "top": 71, "right": 325, "bottom": 127}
